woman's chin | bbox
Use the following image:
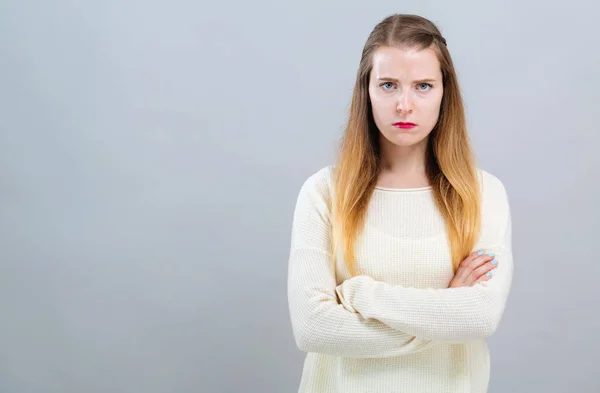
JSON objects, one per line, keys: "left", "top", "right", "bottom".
{"left": 383, "top": 133, "right": 429, "bottom": 148}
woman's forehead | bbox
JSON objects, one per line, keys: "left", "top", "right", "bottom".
{"left": 370, "top": 46, "right": 442, "bottom": 81}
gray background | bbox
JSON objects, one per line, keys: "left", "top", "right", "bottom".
{"left": 1, "top": 0, "right": 598, "bottom": 392}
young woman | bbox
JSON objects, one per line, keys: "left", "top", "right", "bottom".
{"left": 287, "top": 14, "right": 513, "bottom": 393}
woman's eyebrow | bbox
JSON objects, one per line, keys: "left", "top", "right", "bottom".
{"left": 376, "top": 77, "right": 437, "bottom": 83}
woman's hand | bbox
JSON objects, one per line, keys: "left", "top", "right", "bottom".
{"left": 448, "top": 251, "right": 498, "bottom": 288}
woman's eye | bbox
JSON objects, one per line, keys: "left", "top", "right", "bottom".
{"left": 381, "top": 82, "right": 395, "bottom": 90}
{"left": 417, "top": 83, "right": 432, "bottom": 91}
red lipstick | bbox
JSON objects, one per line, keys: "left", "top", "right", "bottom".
{"left": 393, "top": 122, "right": 416, "bottom": 129}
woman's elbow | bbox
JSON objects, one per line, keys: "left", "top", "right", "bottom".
{"left": 291, "top": 319, "right": 320, "bottom": 353}
{"left": 481, "top": 309, "right": 503, "bottom": 338}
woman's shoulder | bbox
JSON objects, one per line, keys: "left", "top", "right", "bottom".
{"left": 476, "top": 168, "right": 509, "bottom": 199}
{"left": 294, "top": 165, "right": 335, "bottom": 209}
{"left": 476, "top": 167, "right": 511, "bottom": 222}
{"left": 296, "top": 165, "right": 510, "bottom": 207}
{"left": 299, "top": 165, "right": 335, "bottom": 193}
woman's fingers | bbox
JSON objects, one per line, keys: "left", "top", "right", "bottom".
{"left": 470, "top": 252, "right": 496, "bottom": 269}
{"left": 472, "top": 258, "right": 498, "bottom": 281}
{"left": 449, "top": 250, "right": 499, "bottom": 288}
{"left": 475, "top": 273, "right": 493, "bottom": 284}
{"left": 458, "top": 252, "right": 495, "bottom": 284}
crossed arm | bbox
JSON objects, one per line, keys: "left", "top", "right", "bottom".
{"left": 287, "top": 172, "right": 513, "bottom": 357}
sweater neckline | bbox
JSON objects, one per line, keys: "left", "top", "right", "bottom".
{"left": 374, "top": 185, "right": 433, "bottom": 192}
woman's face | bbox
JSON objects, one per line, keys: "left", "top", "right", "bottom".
{"left": 368, "top": 45, "right": 444, "bottom": 149}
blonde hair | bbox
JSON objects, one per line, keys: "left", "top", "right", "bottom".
{"left": 332, "top": 14, "right": 481, "bottom": 276}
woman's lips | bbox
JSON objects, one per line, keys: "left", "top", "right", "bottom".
{"left": 393, "top": 122, "right": 416, "bottom": 129}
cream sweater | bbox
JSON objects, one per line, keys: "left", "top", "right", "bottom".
{"left": 287, "top": 166, "right": 513, "bottom": 393}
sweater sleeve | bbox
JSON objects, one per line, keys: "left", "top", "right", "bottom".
{"left": 335, "top": 184, "right": 514, "bottom": 342}
{"left": 287, "top": 169, "right": 436, "bottom": 358}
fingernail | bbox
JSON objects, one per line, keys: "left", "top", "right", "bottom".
{"left": 486, "top": 271, "right": 492, "bottom": 277}
{"left": 488, "top": 252, "right": 495, "bottom": 257}
{"left": 491, "top": 259, "right": 498, "bottom": 265}
{"left": 477, "top": 251, "right": 484, "bottom": 255}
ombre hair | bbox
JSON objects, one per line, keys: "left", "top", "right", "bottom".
{"left": 332, "top": 14, "right": 481, "bottom": 276}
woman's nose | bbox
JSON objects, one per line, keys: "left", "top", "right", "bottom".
{"left": 396, "top": 94, "right": 413, "bottom": 113}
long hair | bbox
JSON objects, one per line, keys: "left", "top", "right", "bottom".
{"left": 331, "top": 14, "right": 481, "bottom": 276}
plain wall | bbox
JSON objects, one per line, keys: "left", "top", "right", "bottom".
{"left": 1, "top": 0, "right": 599, "bottom": 392}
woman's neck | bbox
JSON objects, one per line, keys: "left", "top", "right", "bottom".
{"left": 377, "top": 137, "right": 430, "bottom": 188}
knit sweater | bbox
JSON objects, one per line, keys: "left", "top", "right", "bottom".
{"left": 287, "top": 166, "right": 513, "bottom": 393}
